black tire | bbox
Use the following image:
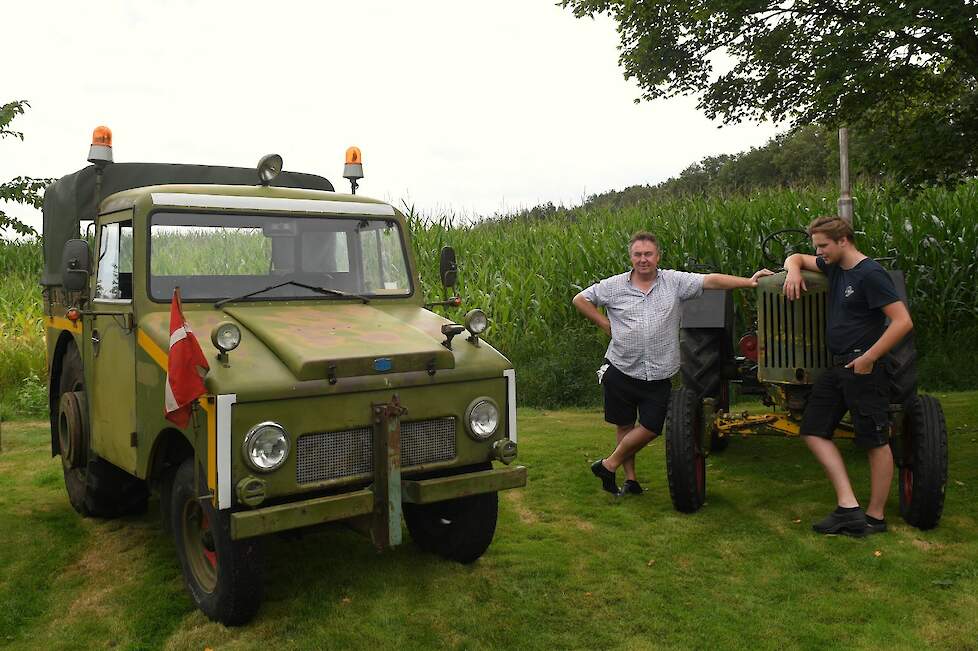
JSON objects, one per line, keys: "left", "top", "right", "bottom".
{"left": 57, "top": 342, "right": 147, "bottom": 518}
{"left": 665, "top": 386, "right": 707, "bottom": 513}
{"left": 171, "top": 458, "right": 262, "bottom": 626}
{"left": 886, "top": 270, "right": 918, "bottom": 405}
{"left": 898, "top": 395, "right": 948, "bottom": 530}
{"left": 680, "top": 328, "right": 730, "bottom": 453}
{"left": 887, "top": 333, "right": 918, "bottom": 405}
{"left": 404, "top": 487, "right": 498, "bottom": 564}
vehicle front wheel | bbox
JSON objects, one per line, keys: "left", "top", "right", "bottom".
{"left": 404, "top": 489, "right": 499, "bottom": 564}
{"left": 665, "top": 386, "right": 707, "bottom": 513}
{"left": 170, "top": 458, "right": 263, "bottom": 625}
{"left": 898, "top": 394, "right": 948, "bottom": 530}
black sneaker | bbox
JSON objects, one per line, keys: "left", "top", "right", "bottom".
{"left": 865, "top": 515, "right": 888, "bottom": 535}
{"left": 590, "top": 459, "right": 619, "bottom": 495}
{"left": 812, "top": 507, "right": 867, "bottom": 537}
{"left": 620, "top": 479, "right": 644, "bottom": 496}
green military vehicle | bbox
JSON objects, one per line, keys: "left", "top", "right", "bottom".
{"left": 43, "top": 127, "right": 526, "bottom": 625}
{"left": 665, "top": 130, "right": 948, "bottom": 530}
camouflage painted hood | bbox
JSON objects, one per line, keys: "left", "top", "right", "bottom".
{"left": 221, "top": 303, "right": 454, "bottom": 381}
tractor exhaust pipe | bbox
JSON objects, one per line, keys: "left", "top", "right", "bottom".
{"left": 838, "top": 127, "right": 853, "bottom": 225}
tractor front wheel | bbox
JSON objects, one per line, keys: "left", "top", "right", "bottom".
{"left": 898, "top": 395, "right": 948, "bottom": 530}
{"left": 665, "top": 386, "right": 707, "bottom": 513}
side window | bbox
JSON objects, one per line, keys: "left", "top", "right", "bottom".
{"left": 95, "top": 220, "right": 133, "bottom": 300}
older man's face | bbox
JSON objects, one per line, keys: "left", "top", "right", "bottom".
{"left": 629, "top": 239, "right": 660, "bottom": 275}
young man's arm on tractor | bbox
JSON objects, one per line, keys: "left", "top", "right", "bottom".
{"left": 782, "top": 253, "right": 821, "bottom": 300}
{"left": 848, "top": 301, "right": 914, "bottom": 374}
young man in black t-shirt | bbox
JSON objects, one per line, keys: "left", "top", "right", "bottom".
{"left": 783, "top": 216, "right": 914, "bottom": 536}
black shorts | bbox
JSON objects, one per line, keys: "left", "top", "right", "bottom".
{"left": 799, "top": 362, "right": 891, "bottom": 448}
{"left": 601, "top": 361, "right": 671, "bottom": 434}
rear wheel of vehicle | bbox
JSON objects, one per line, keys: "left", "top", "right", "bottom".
{"left": 898, "top": 395, "right": 948, "bottom": 530}
{"left": 171, "top": 458, "right": 262, "bottom": 625}
{"left": 680, "top": 328, "right": 730, "bottom": 453}
{"left": 665, "top": 386, "right": 707, "bottom": 513}
{"left": 404, "top": 475, "right": 498, "bottom": 564}
{"left": 57, "top": 342, "right": 147, "bottom": 517}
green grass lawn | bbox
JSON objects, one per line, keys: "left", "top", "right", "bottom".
{"left": 1, "top": 393, "right": 976, "bottom": 650}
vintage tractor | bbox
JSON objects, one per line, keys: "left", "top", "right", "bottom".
{"left": 665, "top": 130, "right": 948, "bottom": 530}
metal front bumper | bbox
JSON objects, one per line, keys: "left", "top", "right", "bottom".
{"left": 230, "top": 465, "right": 527, "bottom": 540}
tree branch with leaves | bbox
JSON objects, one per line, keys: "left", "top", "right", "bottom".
{"left": 562, "top": 0, "right": 978, "bottom": 187}
{"left": 1, "top": 100, "right": 54, "bottom": 239}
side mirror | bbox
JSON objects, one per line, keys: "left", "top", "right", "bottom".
{"left": 439, "top": 246, "right": 458, "bottom": 288}
{"left": 62, "top": 239, "right": 91, "bottom": 292}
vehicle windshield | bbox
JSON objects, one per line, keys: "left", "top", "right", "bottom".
{"left": 149, "top": 212, "right": 412, "bottom": 301}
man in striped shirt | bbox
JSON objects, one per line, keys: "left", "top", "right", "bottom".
{"left": 573, "top": 231, "right": 772, "bottom": 496}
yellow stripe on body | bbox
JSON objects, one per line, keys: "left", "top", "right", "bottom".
{"left": 137, "top": 328, "right": 218, "bottom": 502}
{"left": 46, "top": 315, "right": 81, "bottom": 332}
{"left": 137, "top": 328, "right": 168, "bottom": 369}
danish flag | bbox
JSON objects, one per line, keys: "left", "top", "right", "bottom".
{"left": 164, "top": 287, "right": 210, "bottom": 427}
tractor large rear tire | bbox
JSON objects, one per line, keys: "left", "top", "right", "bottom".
{"left": 898, "top": 395, "right": 948, "bottom": 530}
{"left": 887, "top": 333, "right": 918, "bottom": 405}
{"left": 680, "top": 328, "right": 730, "bottom": 452}
{"left": 665, "top": 387, "right": 707, "bottom": 513}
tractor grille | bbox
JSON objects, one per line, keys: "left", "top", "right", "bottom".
{"left": 295, "top": 417, "right": 456, "bottom": 484}
{"left": 759, "top": 289, "right": 831, "bottom": 372}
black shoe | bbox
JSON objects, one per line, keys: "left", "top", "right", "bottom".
{"left": 591, "top": 459, "right": 619, "bottom": 495}
{"left": 865, "top": 515, "right": 888, "bottom": 535}
{"left": 620, "top": 479, "right": 644, "bottom": 496}
{"left": 812, "top": 507, "right": 867, "bottom": 537}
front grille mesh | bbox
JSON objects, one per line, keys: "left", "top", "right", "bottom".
{"left": 296, "top": 417, "right": 456, "bottom": 484}
{"left": 760, "top": 289, "right": 830, "bottom": 370}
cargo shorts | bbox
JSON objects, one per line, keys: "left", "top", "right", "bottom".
{"left": 800, "top": 356, "right": 891, "bottom": 448}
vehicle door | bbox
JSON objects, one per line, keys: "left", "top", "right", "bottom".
{"left": 85, "top": 212, "right": 138, "bottom": 473}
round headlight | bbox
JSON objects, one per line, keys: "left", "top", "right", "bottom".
{"left": 211, "top": 322, "right": 241, "bottom": 353}
{"left": 465, "top": 398, "right": 499, "bottom": 440}
{"left": 257, "top": 153, "right": 283, "bottom": 185}
{"left": 464, "top": 309, "right": 488, "bottom": 335}
{"left": 243, "top": 422, "right": 290, "bottom": 472}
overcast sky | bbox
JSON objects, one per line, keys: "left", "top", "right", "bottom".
{"left": 1, "top": 1, "right": 780, "bottom": 234}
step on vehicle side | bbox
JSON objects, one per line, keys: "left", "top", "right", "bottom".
{"left": 43, "top": 127, "right": 526, "bottom": 625}
{"left": 666, "top": 128, "right": 948, "bottom": 527}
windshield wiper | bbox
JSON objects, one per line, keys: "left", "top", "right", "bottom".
{"left": 214, "top": 280, "right": 370, "bottom": 308}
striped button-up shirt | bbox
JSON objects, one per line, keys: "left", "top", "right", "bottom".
{"left": 581, "top": 269, "right": 705, "bottom": 381}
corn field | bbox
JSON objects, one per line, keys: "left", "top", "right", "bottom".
{"left": 0, "top": 239, "right": 46, "bottom": 418}
{"left": 2, "top": 181, "right": 976, "bottom": 415}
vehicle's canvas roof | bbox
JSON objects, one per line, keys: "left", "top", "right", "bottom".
{"left": 41, "top": 162, "right": 334, "bottom": 286}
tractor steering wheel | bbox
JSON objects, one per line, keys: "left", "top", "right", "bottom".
{"left": 761, "top": 229, "right": 810, "bottom": 267}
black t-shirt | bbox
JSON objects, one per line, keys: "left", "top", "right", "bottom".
{"left": 816, "top": 256, "right": 900, "bottom": 355}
